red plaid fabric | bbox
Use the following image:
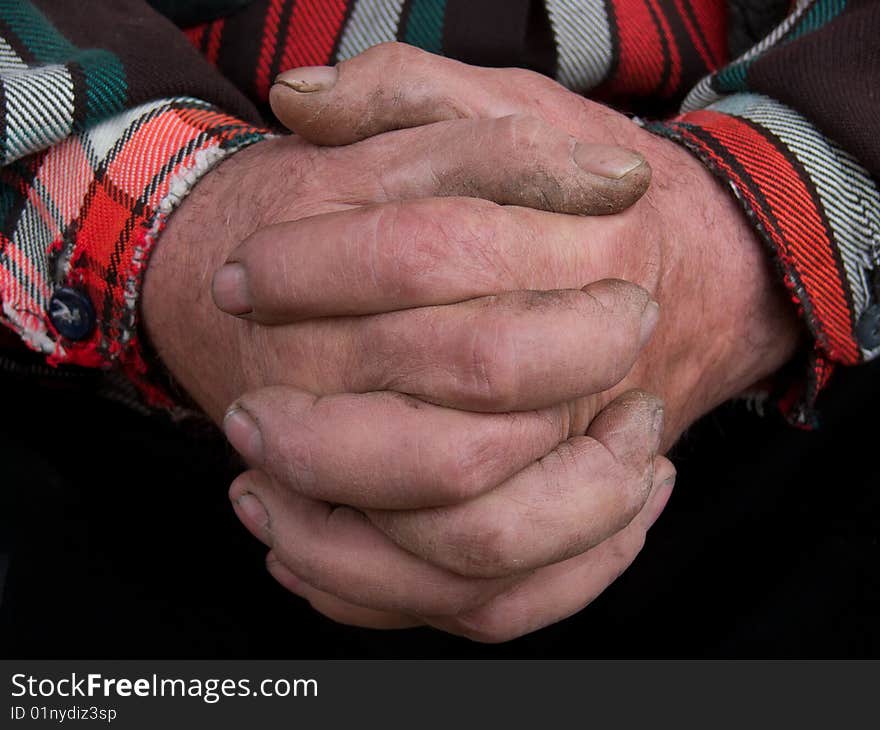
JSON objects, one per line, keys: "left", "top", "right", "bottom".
{"left": 0, "top": 98, "right": 266, "bottom": 406}
{"left": 651, "top": 91, "right": 880, "bottom": 425}
{"left": 2, "top": 0, "right": 878, "bottom": 424}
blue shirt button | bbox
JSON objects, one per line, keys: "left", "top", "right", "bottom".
{"left": 49, "top": 287, "right": 95, "bottom": 341}
{"left": 856, "top": 304, "right": 880, "bottom": 350}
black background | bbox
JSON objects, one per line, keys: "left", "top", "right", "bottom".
{"left": 1, "top": 358, "right": 877, "bottom": 658}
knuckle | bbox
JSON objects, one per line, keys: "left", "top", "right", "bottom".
{"left": 445, "top": 510, "right": 523, "bottom": 578}
{"left": 420, "top": 92, "right": 473, "bottom": 121}
{"left": 435, "top": 425, "right": 513, "bottom": 503}
{"left": 496, "top": 114, "right": 548, "bottom": 156}
{"left": 366, "top": 203, "right": 432, "bottom": 298}
{"left": 455, "top": 204, "right": 524, "bottom": 288}
{"left": 275, "top": 432, "right": 318, "bottom": 494}
{"left": 360, "top": 41, "right": 420, "bottom": 83}
{"left": 405, "top": 200, "right": 519, "bottom": 291}
{"left": 356, "top": 43, "right": 472, "bottom": 121}
{"left": 436, "top": 201, "right": 520, "bottom": 289}
{"left": 462, "top": 313, "right": 521, "bottom": 410}
{"left": 501, "top": 66, "right": 557, "bottom": 92}
{"left": 369, "top": 40, "right": 416, "bottom": 63}
{"left": 263, "top": 400, "right": 321, "bottom": 496}
{"left": 547, "top": 436, "right": 646, "bottom": 534}
{"left": 492, "top": 115, "right": 575, "bottom": 211}
{"left": 368, "top": 201, "right": 507, "bottom": 300}
{"left": 434, "top": 451, "right": 486, "bottom": 504}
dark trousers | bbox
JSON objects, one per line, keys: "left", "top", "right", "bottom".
{"left": 1, "top": 359, "right": 877, "bottom": 658}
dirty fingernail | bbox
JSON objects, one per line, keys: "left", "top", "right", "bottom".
{"left": 646, "top": 476, "right": 676, "bottom": 529}
{"left": 224, "top": 406, "right": 264, "bottom": 465}
{"left": 575, "top": 143, "right": 646, "bottom": 179}
{"left": 639, "top": 299, "right": 660, "bottom": 348}
{"left": 652, "top": 405, "right": 665, "bottom": 437}
{"left": 274, "top": 66, "right": 338, "bottom": 93}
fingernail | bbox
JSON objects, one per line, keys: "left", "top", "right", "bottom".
{"left": 639, "top": 299, "right": 660, "bottom": 348}
{"left": 274, "top": 66, "right": 338, "bottom": 93}
{"left": 224, "top": 406, "right": 264, "bottom": 464}
{"left": 646, "top": 476, "right": 676, "bottom": 529}
{"left": 235, "top": 492, "right": 270, "bottom": 533}
{"left": 574, "top": 143, "right": 645, "bottom": 179}
{"left": 212, "top": 263, "right": 252, "bottom": 316}
{"left": 652, "top": 406, "right": 665, "bottom": 437}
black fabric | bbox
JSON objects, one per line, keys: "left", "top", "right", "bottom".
{"left": 443, "top": 0, "right": 555, "bottom": 78}
{"left": 1, "top": 359, "right": 878, "bottom": 658}
{"left": 148, "top": 0, "right": 256, "bottom": 27}
{"left": 215, "top": 0, "right": 280, "bottom": 119}
{"left": 727, "top": 0, "right": 789, "bottom": 57}
{"left": 748, "top": 0, "right": 880, "bottom": 179}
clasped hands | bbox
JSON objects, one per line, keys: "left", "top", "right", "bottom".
{"left": 142, "top": 44, "right": 800, "bottom": 641}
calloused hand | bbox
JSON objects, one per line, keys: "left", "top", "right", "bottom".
{"left": 141, "top": 46, "right": 663, "bottom": 641}
{"left": 231, "top": 395, "right": 675, "bottom": 641}
{"left": 221, "top": 43, "right": 801, "bottom": 639}
{"left": 265, "top": 43, "right": 802, "bottom": 442}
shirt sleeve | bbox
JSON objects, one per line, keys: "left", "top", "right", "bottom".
{"left": 647, "top": 0, "right": 880, "bottom": 425}
{"left": 0, "top": 1, "right": 268, "bottom": 407}
{"left": 174, "top": 0, "right": 733, "bottom": 115}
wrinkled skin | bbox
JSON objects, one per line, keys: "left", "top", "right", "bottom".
{"left": 143, "top": 43, "right": 801, "bottom": 641}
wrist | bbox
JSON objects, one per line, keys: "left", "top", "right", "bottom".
{"left": 141, "top": 139, "right": 277, "bottom": 420}
{"left": 630, "top": 132, "right": 803, "bottom": 439}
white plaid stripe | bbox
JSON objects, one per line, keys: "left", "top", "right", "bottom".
{"left": 0, "top": 36, "right": 26, "bottom": 72}
{"left": 709, "top": 93, "right": 880, "bottom": 360}
{"left": 2, "top": 64, "right": 75, "bottom": 165}
{"left": 81, "top": 98, "right": 170, "bottom": 163}
{"left": 545, "top": 0, "right": 613, "bottom": 92}
{"left": 682, "top": 0, "right": 815, "bottom": 112}
{"left": 335, "top": 0, "right": 406, "bottom": 61}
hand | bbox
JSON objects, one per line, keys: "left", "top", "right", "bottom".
{"left": 232, "top": 394, "right": 675, "bottom": 641}
{"left": 140, "top": 51, "right": 661, "bottom": 641}
{"left": 222, "top": 43, "right": 802, "bottom": 639}
{"left": 143, "top": 104, "right": 651, "bottom": 421}
{"left": 263, "top": 43, "right": 803, "bottom": 442}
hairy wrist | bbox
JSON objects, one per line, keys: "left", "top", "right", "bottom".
{"left": 141, "top": 141, "right": 280, "bottom": 420}
{"left": 631, "top": 132, "right": 803, "bottom": 437}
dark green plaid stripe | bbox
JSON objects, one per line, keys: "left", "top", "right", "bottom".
{"left": 0, "top": 0, "right": 126, "bottom": 124}
{"left": 715, "top": 0, "right": 849, "bottom": 93}
{"left": 402, "top": 0, "right": 446, "bottom": 55}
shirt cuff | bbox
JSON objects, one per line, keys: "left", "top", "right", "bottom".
{"left": 0, "top": 97, "right": 268, "bottom": 408}
{"left": 647, "top": 93, "right": 880, "bottom": 426}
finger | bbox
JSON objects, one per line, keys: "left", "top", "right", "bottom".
{"left": 228, "top": 470, "right": 516, "bottom": 616}
{"left": 265, "top": 551, "right": 422, "bottom": 630}
{"left": 367, "top": 391, "right": 665, "bottom": 578}
{"left": 323, "top": 113, "right": 649, "bottom": 216}
{"left": 216, "top": 197, "right": 657, "bottom": 324}
{"left": 282, "top": 280, "right": 657, "bottom": 413}
{"left": 270, "top": 42, "right": 626, "bottom": 145}
{"left": 427, "top": 456, "right": 677, "bottom": 642}
{"left": 265, "top": 455, "right": 675, "bottom": 640}
{"left": 226, "top": 387, "right": 598, "bottom": 510}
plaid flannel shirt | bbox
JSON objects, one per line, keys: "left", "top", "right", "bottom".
{"left": 1, "top": 0, "right": 878, "bottom": 423}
